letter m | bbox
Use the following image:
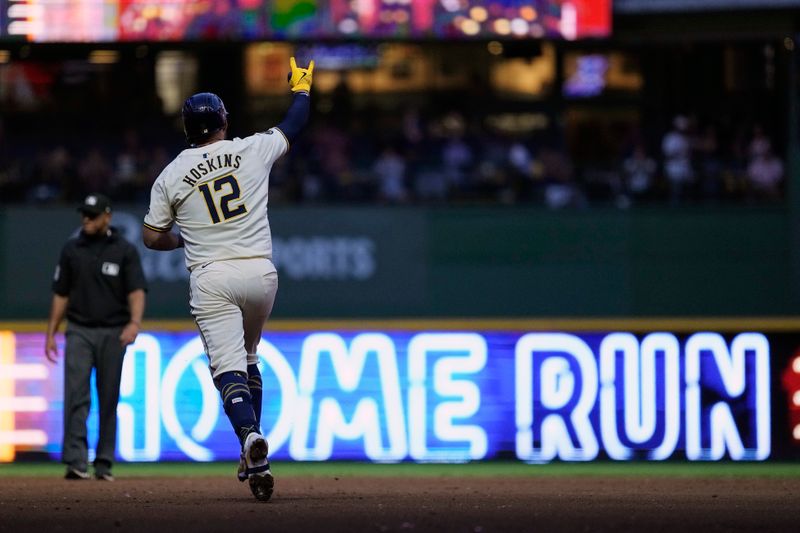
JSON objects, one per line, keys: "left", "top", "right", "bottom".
{"left": 289, "top": 333, "right": 407, "bottom": 461}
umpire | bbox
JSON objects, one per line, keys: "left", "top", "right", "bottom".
{"left": 45, "top": 193, "right": 147, "bottom": 481}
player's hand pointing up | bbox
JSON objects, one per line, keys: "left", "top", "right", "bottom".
{"left": 288, "top": 57, "right": 314, "bottom": 94}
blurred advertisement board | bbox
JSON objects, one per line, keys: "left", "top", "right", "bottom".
{"left": 2, "top": 0, "right": 611, "bottom": 42}
{"left": 1, "top": 206, "right": 794, "bottom": 319}
{"left": 616, "top": 0, "right": 800, "bottom": 12}
{"left": 3, "top": 326, "right": 798, "bottom": 463}
{"left": 0, "top": 206, "right": 428, "bottom": 319}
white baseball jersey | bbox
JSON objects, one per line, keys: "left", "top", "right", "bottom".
{"left": 144, "top": 129, "right": 288, "bottom": 270}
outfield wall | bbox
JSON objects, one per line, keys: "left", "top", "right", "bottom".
{"left": 2, "top": 320, "right": 799, "bottom": 463}
{"left": 0, "top": 205, "right": 794, "bottom": 319}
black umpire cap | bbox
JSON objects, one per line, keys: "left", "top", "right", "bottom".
{"left": 78, "top": 194, "right": 112, "bottom": 216}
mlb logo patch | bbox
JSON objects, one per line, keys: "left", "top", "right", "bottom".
{"left": 101, "top": 262, "right": 120, "bottom": 276}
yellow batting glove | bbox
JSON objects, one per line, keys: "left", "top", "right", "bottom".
{"left": 288, "top": 57, "right": 314, "bottom": 94}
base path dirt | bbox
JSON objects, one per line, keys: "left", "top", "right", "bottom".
{"left": 0, "top": 475, "right": 798, "bottom": 532}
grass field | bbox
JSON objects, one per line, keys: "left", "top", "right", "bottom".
{"left": 2, "top": 460, "right": 800, "bottom": 478}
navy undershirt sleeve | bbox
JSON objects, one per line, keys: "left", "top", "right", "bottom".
{"left": 276, "top": 92, "right": 310, "bottom": 143}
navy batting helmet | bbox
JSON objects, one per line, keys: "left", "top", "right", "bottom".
{"left": 182, "top": 92, "right": 229, "bottom": 146}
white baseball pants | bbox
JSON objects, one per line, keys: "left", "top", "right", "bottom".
{"left": 189, "top": 257, "right": 278, "bottom": 378}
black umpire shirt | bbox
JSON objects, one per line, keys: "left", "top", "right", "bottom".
{"left": 52, "top": 227, "right": 147, "bottom": 328}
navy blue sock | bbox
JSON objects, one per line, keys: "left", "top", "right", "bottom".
{"left": 216, "top": 371, "right": 258, "bottom": 446}
{"left": 247, "top": 364, "right": 263, "bottom": 429}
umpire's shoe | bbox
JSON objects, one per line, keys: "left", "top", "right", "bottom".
{"left": 64, "top": 466, "right": 90, "bottom": 480}
{"left": 242, "top": 432, "right": 274, "bottom": 502}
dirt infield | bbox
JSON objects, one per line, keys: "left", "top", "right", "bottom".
{"left": 0, "top": 475, "right": 798, "bottom": 532}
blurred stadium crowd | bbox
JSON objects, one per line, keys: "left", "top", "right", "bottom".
{"left": 0, "top": 108, "right": 784, "bottom": 208}
{"left": 0, "top": 1, "right": 793, "bottom": 210}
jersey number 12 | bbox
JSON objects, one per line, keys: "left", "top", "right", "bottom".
{"left": 198, "top": 175, "right": 247, "bottom": 224}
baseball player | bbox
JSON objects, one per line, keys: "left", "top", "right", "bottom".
{"left": 142, "top": 57, "right": 313, "bottom": 501}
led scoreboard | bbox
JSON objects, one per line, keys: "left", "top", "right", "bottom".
{"left": 0, "top": 328, "right": 773, "bottom": 463}
{"left": 1, "top": 1, "right": 611, "bottom": 42}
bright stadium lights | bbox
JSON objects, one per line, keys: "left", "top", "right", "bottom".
{"left": 338, "top": 18, "right": 358, "bottom": 34}
{"left": 441, "top": 0, "right": 461, "bottom": 13}
{"left": 469, "top": 7, "right": 488, "bottom": 22}
{"left": 510, "top": 18, "right": 528, "bottom": 36}
{"left": 520, "top": 6, "right": 538, "bottom": 21}
{"left": 560, "top": 1, "right": 578, "bottom": 40}
{"left": 493, "top": 19, "right": 511, "bottom": 36}
{"left": 460, "top": 19, "right": 480, "bottom": 36}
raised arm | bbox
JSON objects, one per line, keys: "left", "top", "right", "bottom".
{"left": 275, "top": 57, "right": 313, "bottom": 143}
{"left": 276, "top": 93, "right": 310, "bottom": 144}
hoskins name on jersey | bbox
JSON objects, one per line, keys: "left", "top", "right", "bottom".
{"left": 181, "top": 153, "right": 242, "bottom": 187}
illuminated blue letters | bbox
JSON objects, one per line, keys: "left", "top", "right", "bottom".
{"left": 290, "top": 333, "right": 407, "bottom": 461}
{"left": 161, "top": 337, "right": 220, "bottom": 461}
{"left": 515, "top": 333, "right": 599, "bottom": 462}
{"left": 599, "top": 333, "right": 680, "bottom": 460}
{"left": 118, "top": 334, "right": 162, "bottom": 462}
{"left": 29, "top": 328, "right": 769, "bottom": 463}
{"left": 408, "top": 333, "right": 488, "bottom": 462}
{"left": 685, "top": 333, "right": 770, "bottom": 460}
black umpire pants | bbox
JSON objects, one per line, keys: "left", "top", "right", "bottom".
{"left": 62, "top": 322, "right": 126, "bottom": 473}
